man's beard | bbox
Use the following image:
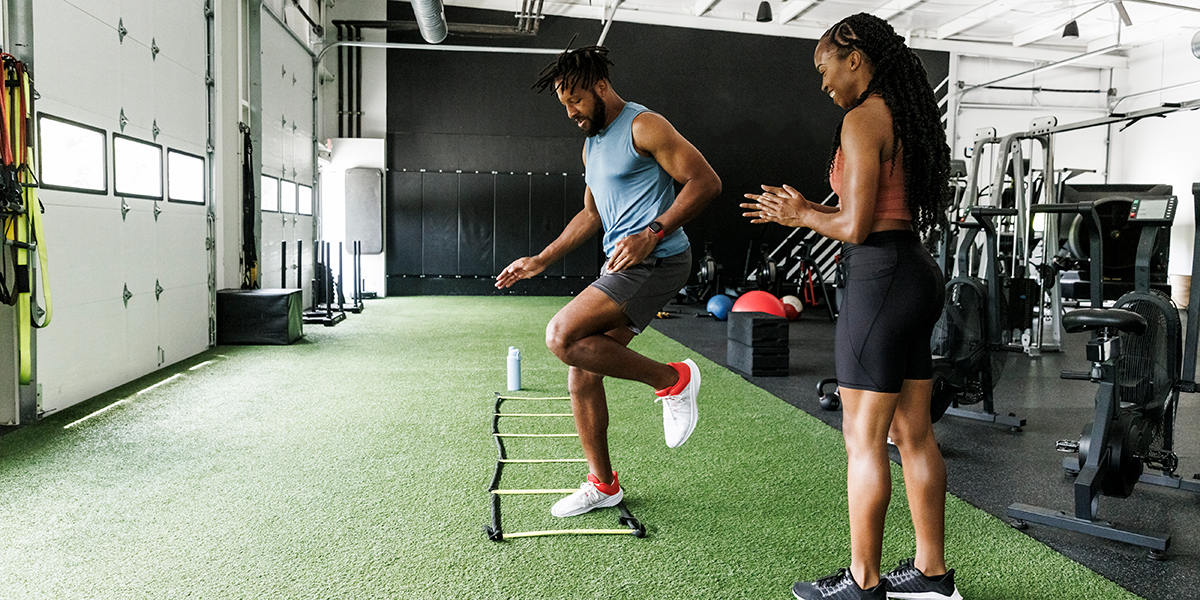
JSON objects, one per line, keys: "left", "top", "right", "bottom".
{"left": 581, "top": 93, "right": 607, "bottom": 137}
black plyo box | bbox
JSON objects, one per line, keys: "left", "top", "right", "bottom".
{"left": 217, "top": 288, "right": 304, "bottom": 345}
{"left": 727, "top": 339, "right": 789, "bottom": 377}
{"left": 726, "top": 311, "right": 789, "bottom": 377}
{"left": 728, "top": 311, "right": 788, "bottom": 347}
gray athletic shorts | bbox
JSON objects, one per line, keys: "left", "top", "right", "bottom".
{"left": 591, "top": 248, "right": 692, "bottom": 334}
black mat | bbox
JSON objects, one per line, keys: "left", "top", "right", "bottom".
{"left": 653, "top": 302, "right": 1200, "bottom": 600}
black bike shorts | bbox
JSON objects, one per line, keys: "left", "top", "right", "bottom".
{"left": 836, "top": 230, "right": 944, "bottom": 394}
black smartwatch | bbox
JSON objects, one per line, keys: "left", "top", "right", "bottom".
{"left": 646, "top": 220, "right": 665, "bottom": 240}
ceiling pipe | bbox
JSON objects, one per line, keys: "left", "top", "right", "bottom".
{"left": 411, "top": 0, "right": 448, "bottom": 43}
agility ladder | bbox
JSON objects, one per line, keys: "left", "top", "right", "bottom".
{"left": 485, "top": 392, "right": 645, "bottom": 541}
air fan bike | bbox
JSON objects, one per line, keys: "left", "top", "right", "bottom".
{"left": 1008, "top": 193, "right": 1200, "bottom": 556}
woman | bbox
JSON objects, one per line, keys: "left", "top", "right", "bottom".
{"left": 741, "top": 13, "right": 961, "bottom": 600}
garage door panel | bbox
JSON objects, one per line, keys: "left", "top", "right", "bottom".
{"left": 158, "top": 283, "right": 208, "bottom": 366}
{"left": 124, "top": 293, "right": 159, "bottom": 377}
{"left": 153, "top": 59, "right": 206, "bottom": 147}
{"left": 118, "top": 0, "right": 155, "bottom": 46}
{"left": 63, "top": 0, "right": 120, "bottom": 26}
{"left": 119, "top": 39, "right": 155, "bottom": 133}
{"left": 37, "top": 0, "right": 122, "bottom": 121}
{"left": 154, "top": 0, "right": 206, "bottom": 76}
{"left": 38, "top": 299, "right": 130, "bottom": 413}
{"left": 43, "top": 205, "right": 125, "bottom": 308}
{"left": 121, "top": 206, "right": 158, "bottom": 296}
{"left": 158, "top": 209, "right": 209, "bottom": 288}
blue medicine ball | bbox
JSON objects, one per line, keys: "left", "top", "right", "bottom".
{"left": 707, "top": 294, "right": 734, "bottom": 321}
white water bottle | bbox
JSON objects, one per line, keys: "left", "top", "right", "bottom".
{"left": 507, "top": 347, "right": 522, "bottom": 391}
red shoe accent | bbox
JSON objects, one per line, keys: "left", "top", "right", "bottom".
{"left": 656, "top": 362, "right": 691, "bottom": 397}
{"left": 588, "top": 471, "right": 620, "bottom": 496}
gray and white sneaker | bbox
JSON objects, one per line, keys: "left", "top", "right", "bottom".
{"left": 550, "top": 473, "right": 623, "bottom": 518}
{"left": 884, "top": 559, "right": 962, "bottom": 600}
{"left": 792, "top": 568, "right": 886, "bottom": 600}
{"left": 657, "top": 358, "right": 700, "bottom": 448}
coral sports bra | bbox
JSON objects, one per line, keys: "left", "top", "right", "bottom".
{"left": 830, "top": 146, "right": 911, "bottom": 221}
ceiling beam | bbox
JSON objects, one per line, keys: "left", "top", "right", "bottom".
{"left": 934, "top": 0, "right": 1026, "bottom": 40}
{"left": 1010, "top": 1, "right": 1106, "bottom": 48}
{"left": 778, "top": 0, "right": 818, "bottom": 24}
{"left": 693, "top": 0, "right": 719, "bottom": 17}
{"left": 872, "top": 0, "right": 925, "bottom": 21}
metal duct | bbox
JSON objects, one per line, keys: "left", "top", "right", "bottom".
{"left": 411, "top": 0, "right": 448, "bottom": 44}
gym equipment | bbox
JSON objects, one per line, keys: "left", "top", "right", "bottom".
{"left": 1055, "top": 184, "right": 1173, "bottom": 302}
{"left": 787, "top": 241, "right": 837, "bottom": 321}
{"left": 817, "top": 378, "right": 840, "bottom": 411}
{"left": 731, "top": 290, "right": 787, "bottom": 319}
{"left": 694, "top": 242, "right": 722, "bottom": 300}
{"left": 0, "top": 54, "right": 51, "bottom": 390}
{"left": 727, "top": 310, "right": 789, "bottom": 377}
{"left": 930, "top": 206, "right": 1024, "bottom": 429}
{"left": 1009, "top": 192, "right": 1198, "bottom": 555}
{"left": 780, "top": 295, "right": 802, "bottom": 319}
{"left": 706, "top": 294, "right": 733, "bottom": 321}
{"left": 762, "top": 191, "right": 841, "bottom": 319}
{"left": 485, "top": 393, "right": 645, "bottom": 541}
{"left": 744, "top": 242, "right": 780, "bottom": 296}
{"left": 302, "top": 241, "right": 347, "bottom": 326}
{"left": 348, "top": 240, "right": 365, "bottom": 314}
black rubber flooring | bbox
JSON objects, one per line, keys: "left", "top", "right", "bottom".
{"left": 653, "top": 301, "right": 1200, "bottom": 600}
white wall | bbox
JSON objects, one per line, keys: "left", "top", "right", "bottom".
{"left": 951, "top": 55, "right": 1111, "bottom": 190}
{"left": 1108, "top": 30, "right": 1200, "bottom": 275}
{"left": 321, "top": 139, "right": 386, "bottom": 298}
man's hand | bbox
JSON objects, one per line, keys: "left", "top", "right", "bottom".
{"left": 496, "top": 256, "right": 548, "bottom": 289}
{"left": 605, "top": 228, "right": 657, "bottom": 272}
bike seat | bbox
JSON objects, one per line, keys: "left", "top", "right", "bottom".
{"left": 1062, "top": 308, "right": 1147, "bottom": 335}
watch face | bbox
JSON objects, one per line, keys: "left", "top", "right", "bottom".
{"left": 649, "top": 221, "right": 663, "bottom": 233}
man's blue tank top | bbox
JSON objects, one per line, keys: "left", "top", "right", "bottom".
{"left": 584, "top": 102, "right": 689, "bottom": 259}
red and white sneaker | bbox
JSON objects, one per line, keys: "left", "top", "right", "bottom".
{"left": 550, "top": 472, "right": 623, "bottom": 518}
{"left": 657, "top": 359, "right": 700, "bottom": 448}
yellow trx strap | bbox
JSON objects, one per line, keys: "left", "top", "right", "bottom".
{"left": 23, "top": 69, "right": 50, "bottom": 330}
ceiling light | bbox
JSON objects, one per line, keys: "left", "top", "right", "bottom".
{"left": 756, "top": 1, "right": 772, "bottom": 22}
{"left": 1062, "top": 20, "right": 1079, "bottom": 39}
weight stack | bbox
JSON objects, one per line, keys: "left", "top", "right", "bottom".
{"left": 727, "top": 311, "right": 789, "bottom": 377}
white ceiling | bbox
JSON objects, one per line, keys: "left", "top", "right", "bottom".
{"left": 444, "top": 0, "right": 1200, "bottom": 61}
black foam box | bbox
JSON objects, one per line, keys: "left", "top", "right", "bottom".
{"left": 727, "top": 339, "right": 789, "bottom": 377}
{"left": 727, "top": 311, "right": 788, "bottom": 347}
{"left": 216, "top": 289, "right": 304, "bottom": 345}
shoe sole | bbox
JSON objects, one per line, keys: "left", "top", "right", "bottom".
{"left": 667, "top": 359, "right": 701, "bottom": 448}
{"left": 550, "top": 488, "right": 623, "bottom": 518}
{"left": 886, "top": 591, "right": 962, "bottom": 600}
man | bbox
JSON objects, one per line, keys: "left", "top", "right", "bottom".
{"left": 495, "top": 46, "right": 721, "bottom": 518}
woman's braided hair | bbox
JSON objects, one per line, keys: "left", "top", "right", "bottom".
{"left": 532, "top": 45, "right": 614, "bottom": 94}
{"left": 821, "top": 13, "right": 950, "bottom": 239}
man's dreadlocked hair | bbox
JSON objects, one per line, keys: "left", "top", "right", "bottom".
{"left": 821, "top": 13, "right": 950, "bottom": 240}
{"left": 532, "top": 45, "right": 614, "bottom": 94}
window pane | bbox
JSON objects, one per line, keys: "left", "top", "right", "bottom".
{"left": 167, "top": 150, "right": 205, "bottom": 204}
{"left": 114, "top": 135, "right": 162, "bottom": 198}
{"left": 280, "top": 180, "right": 297, "bottom": 213}
{"left": 298, "top": 184, "right": 313, "bottom": 215}
{"left": 261, "top": 176, "right": 279, "bottom": 212}
{"left": 39, "top": 115, "right": 106, "bottom": 193}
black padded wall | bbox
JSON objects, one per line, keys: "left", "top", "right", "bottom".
{"left": 385, "top": 5, "right": 949, "bottom": 296}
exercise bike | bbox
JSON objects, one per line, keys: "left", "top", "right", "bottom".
{"left": 929, "top": 206, "right": 1024, "bottom": 430}
{"left": 1009, "top": 193, "right": 1194, "bottom": 556}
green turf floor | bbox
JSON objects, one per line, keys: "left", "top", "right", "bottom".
{"left": 0, "top": 297, "right": 1141, "bottom": 599}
